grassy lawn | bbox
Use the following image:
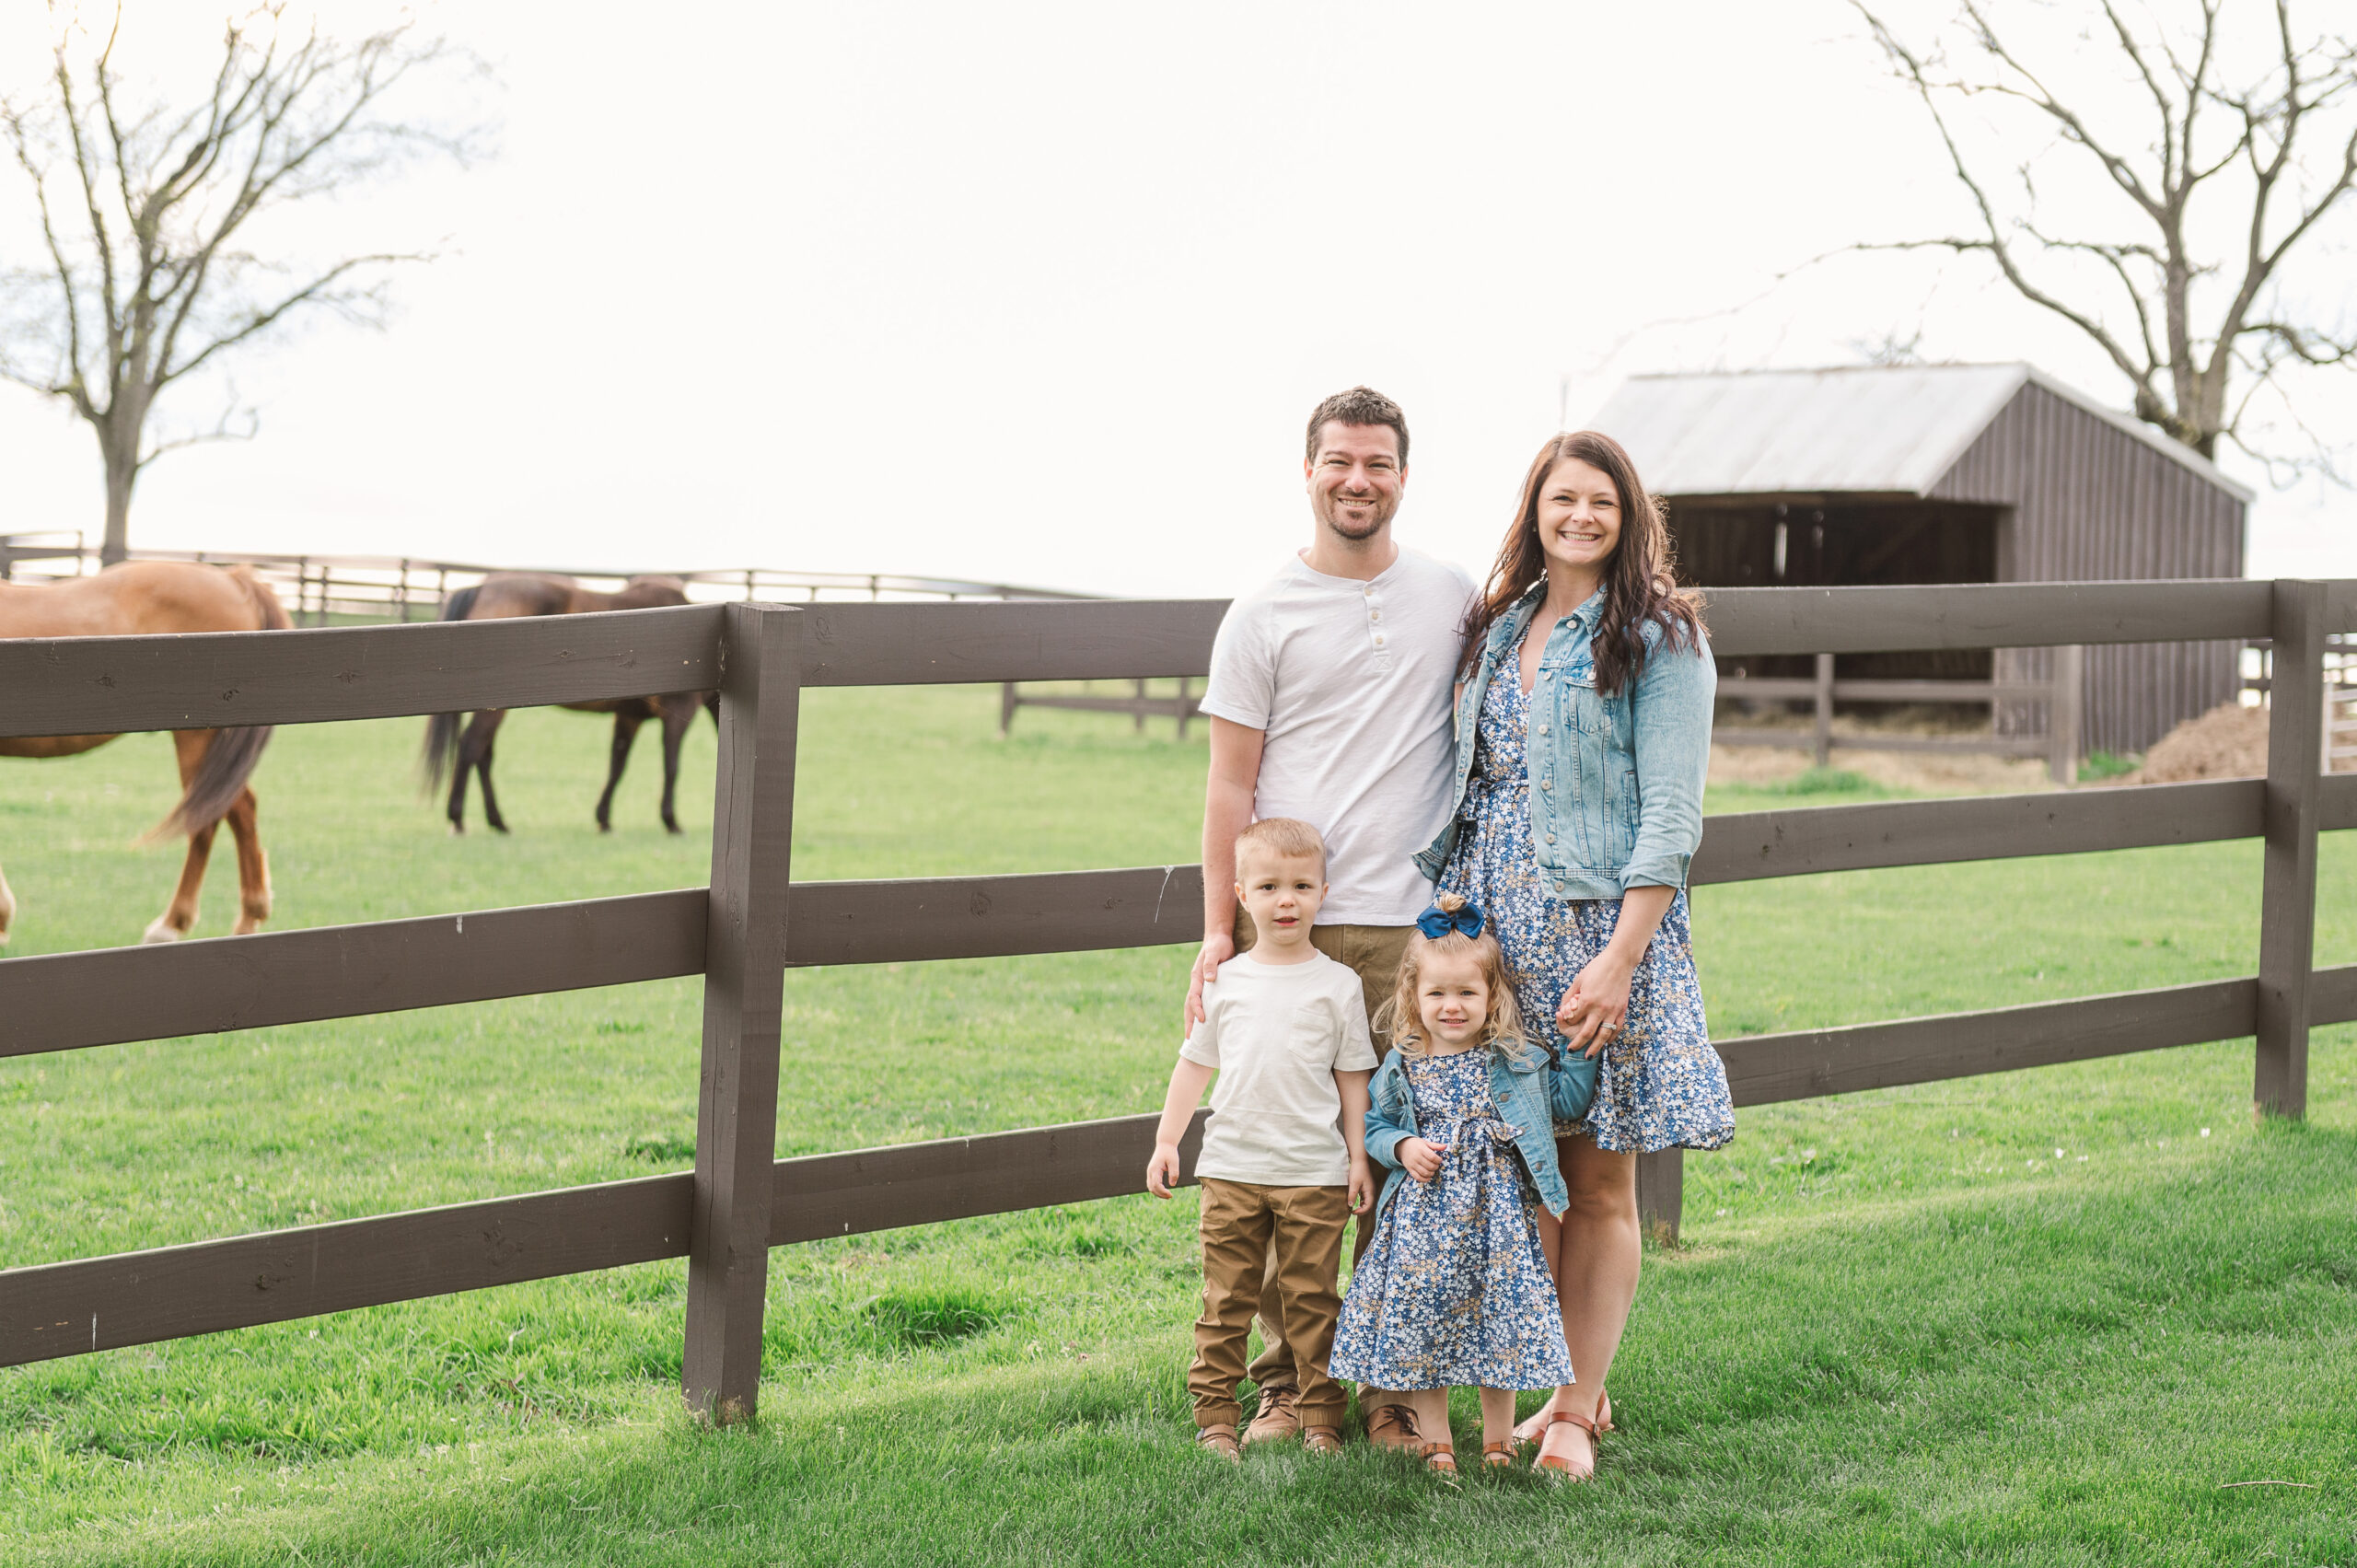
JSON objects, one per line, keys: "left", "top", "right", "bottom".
{"left": 2, "top": 685, "right": 2351, "bottom": 1565}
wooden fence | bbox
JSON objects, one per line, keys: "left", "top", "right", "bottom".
{"left": 1715, "top": 647, "right": 2085, "bottom": 781}
{"left": 3, "top": 578, "right": 2353, "bottom": 1423}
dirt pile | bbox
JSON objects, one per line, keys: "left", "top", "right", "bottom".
{"left": 2129, "top": 702, "right": 2270, "bottom": 783}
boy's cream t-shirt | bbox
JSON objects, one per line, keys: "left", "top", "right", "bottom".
{"left": 1179, "top": 950, "right": 1378, "bottom": 1187}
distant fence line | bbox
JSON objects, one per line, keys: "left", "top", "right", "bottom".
{"left": 2, "top": 576, "right": 2352, "bottom": 1430}
{"left": 0, "top": 532, "right": 1095, "bottom": 620}
{"left": 15, "top": 532, "right": 2336, "bottom": 761}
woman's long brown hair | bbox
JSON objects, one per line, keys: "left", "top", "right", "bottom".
{"left": 1460, "top": 430, "right": 1704, "bottom": 694}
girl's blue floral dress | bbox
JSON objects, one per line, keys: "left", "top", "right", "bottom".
{"left": 1438, "top": 637, "right": 1735, "bottom": 1152}
{"left": 1328, "top": 1051, "right": 1573, "bottom": 1392}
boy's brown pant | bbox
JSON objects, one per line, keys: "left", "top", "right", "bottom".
{"left": 1231, "top": 909, "right": 1411, "bottom": 1405}
{"left": 1190, "top": 1178, "right": 1350, "bottom": 1430}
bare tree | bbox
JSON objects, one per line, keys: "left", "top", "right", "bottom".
{"left": 1852, "top": 1, "right": 2357, "bottom": 472}
{"left": 0, "top": 4, "right": 487, "bottom": 563}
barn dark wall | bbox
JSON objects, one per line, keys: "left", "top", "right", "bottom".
{"left": 1669, "top": 500, "right": 2000, "bottom": 679}
{"left": 1932, "top": 383, "right": 2246, "bottom": 755}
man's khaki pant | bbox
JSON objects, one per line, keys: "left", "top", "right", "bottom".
{"left": 1190, "top": 1178, "right": 1350, "bottom": 1429}
{"left": 1229, "top": 909, "right": 1412, "bottom": 1404}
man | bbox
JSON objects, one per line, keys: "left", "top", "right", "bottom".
{"left": 1188, "top": 385, "right": 1475, "bottom": 1451}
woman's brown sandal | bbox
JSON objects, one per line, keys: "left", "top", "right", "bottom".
{"left": 1303, "top": 1425, "right": 1343, "bottom": 1455}
{"left": 1481, "top": 1439, "right": 1517, "bottom": 1469}
{"left": 1531, "top": 1410, "right": 1598, "bottom": 1481}
{"left": 1417, "top": 1440, "right": 1459, "bottom": 1477}
{"left": 1196, "top": 1424, "right": 1242, "bottom": 1462}
{"left": 1514, "top": 1386, "right": 1610, "bottom": 1447}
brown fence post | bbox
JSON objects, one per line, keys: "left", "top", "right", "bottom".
{"left": 2256, "top": 580, "right": 2326, "bottom": 1121}
{"left": 1636, "top": 1148, "right": 1682, "bottom": 1244}
{"left": 1812, "top": 653, "right": 1833, "bottom": 769}
{"left": 682, "top": 601, "right": 802, "bottom": 1423}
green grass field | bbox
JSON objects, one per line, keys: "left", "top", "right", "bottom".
{"left": 3, "top": 686, "right": 2352, "bottom": 1565}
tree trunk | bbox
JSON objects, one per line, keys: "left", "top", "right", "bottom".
{"left": 98, "top": 421, "right": 138, "bottom": 567}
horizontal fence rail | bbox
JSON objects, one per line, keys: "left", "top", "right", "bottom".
{"left": 17, "top": 772, "right": 2354, "bottom": 1057}
{"left": 3, "top": 579, "right": 2353, "bottom": 1393}
{"left": 0, "top": 1112, "right": 1210, "bottom": 1366}
{"left": 23, "top": 765, "right": 2354, "bottom": 1057}
{"left": 0, "top": 605, "right": 726, "bottom": 739}
{"left": 12, "top": 943, "right": 2357, "bottom": 1366}
{"left": 5, "top": 580, "right": 2345, "bottom": 739}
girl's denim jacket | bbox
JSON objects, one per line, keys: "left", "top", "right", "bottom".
{"left": 1413, "top": 582, "right": 1715, "bottom": 901}
{"left": 1363, "top": 1042, "right": 1600, "bottom": 1220}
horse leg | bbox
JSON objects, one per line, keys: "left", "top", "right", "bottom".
{"left": 145, "top": 731, "right": 224, "bottom": 942}
{"left": 658, "top": 697, "right": 695, "bottom": 834}
{"left": 597, "top": 709, "right": 646, "bottom": 833}
{"left": 451, "top": 710, "right": 510, "bottom": 835}
{"left": 145, "top": 821, "right": 222, "bottom": 944}
{"left": 446, "top": 712, "right": 479, "bottom": 834}
{"left": 0, "top": 858, "right": 15, "bottom": 947}
{"left": 473, "top": 713, "right": 512, "bottom": 834}
{"left": 223, "top": 786, "right": 272, "bottom": 935}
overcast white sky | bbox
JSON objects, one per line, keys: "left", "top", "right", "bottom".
{"left": 2, "top": 0, "right": 2351, "bottom": 598}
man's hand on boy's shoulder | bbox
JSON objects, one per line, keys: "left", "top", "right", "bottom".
{"left": 1185, "top": 931, "right": 1235, "bottom": 1028}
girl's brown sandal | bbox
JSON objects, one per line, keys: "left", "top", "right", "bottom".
{"left": 1481, "top": 1439, "right": 1517, "bottom": 1469}
{"left": 1531, "top": 1410, "right": 1599, "bottom": 1481}
{"left": 1417, "top": 1441, "right": 1459, "bottom": 1477}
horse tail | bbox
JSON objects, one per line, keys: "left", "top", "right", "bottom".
{"left": 153, "top": 566, "right": 290, "bottom": 839}
{"left": 421, "top": 583, "right": 485, "bottom": 793}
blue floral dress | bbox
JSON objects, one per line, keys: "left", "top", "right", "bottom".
{"left": 1327, "top": 1051, "right": 1573, "bottom": 1392}
{"left": 1438, "top": 642, "right": 1735, "bottom": 1153}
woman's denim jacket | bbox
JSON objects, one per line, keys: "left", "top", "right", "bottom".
{"left": 1413, "top": 582, "right": 1715, "bottom": 900}
{"left": 1363, "top": 1043, "right": 1599, "bottom": 1220}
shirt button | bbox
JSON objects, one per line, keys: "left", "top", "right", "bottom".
{"left": 1536, "top": 723, "right": 1549, "bottom": 735}
{"left": 1546, "top": 833, "right": 1556, "bottom": 843}
{"left": 1374, "top": 634, "right": 1386, "bottom": 645}
{"left": 1369, "top": 610, "right": 1382, "bottom": 622}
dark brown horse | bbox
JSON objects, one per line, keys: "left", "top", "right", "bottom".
{"left": 423, "top": 574, "right": 718, "bottom": 835}
{"left": 0, "top": 560, "right": 290, "bottom": 945}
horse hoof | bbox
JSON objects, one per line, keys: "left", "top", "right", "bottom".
{"left": 142, "top": 920, "right": 186, "bottom": 945}
{"left": 448, "top": 822, "right": 466, "bottom": 837}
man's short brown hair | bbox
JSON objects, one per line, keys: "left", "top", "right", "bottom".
{"left": 1235, "top": 817, "right": 1327, "bottom": 877}
{"left": 1305, "top": 386, "right": 1408, "bottom": 467}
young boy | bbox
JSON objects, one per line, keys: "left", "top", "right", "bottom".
{"left": 1145, "top": 818, "right": 1376, "bottom": 1459}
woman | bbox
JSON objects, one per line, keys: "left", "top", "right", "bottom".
{"left": 1411, "top": 429, "right": 1730, "bottom": 1480}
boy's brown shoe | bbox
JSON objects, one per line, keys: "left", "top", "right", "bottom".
{"left": 1196, "top": 1424, "right": 1242, "bottom": 1462}
{"left": 1244, "top": 1388, "right": 1300, "bottom": 1446}
{"left": 1364, "top": 1402, "right": 1422, "bottom": 1451}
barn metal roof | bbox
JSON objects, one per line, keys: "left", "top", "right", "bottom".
{"left": 1590, "top": 363, "right": 2254, "bottom": 503}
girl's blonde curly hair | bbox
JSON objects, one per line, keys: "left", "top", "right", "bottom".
{"left": 1375, "top": 893, "right": 1545, "bottom": 1064}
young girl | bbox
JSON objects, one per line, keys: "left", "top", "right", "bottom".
{"left": 1327, "top": 894, "right": 1599, "bottom": 1476}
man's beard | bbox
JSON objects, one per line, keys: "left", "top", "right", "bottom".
{"left": 1318, "top": 494, "right": 1396, "bottom": 541}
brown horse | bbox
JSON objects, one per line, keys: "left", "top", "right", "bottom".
{"left": 423, "top": 574, "right": 719, "bottom": 835}
{"left": 0, "top": 560, "right": 290, "bottom": 946}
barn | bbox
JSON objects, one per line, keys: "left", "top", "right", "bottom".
{"left": 1591, "top": 363, "right": 2254, "bottom": 757}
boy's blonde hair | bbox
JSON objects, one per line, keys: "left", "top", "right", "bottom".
{"left": 1235, "top": 817, "right": 1327, "bottom": 878}
{"left": 1376, "top": 892, "right": 1541, "bottom": 1063}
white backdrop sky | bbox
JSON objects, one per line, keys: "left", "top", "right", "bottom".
{"left": 2, "top": 0, "right": 2351, "bottom": 597}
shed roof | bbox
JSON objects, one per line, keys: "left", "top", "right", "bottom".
{"left": 1591, "top": 363, "right": 2253, "bottom": 504}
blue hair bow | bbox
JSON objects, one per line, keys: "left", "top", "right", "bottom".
{"left": 1415, "top": 900, "right": 1485, "bottom": 940}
